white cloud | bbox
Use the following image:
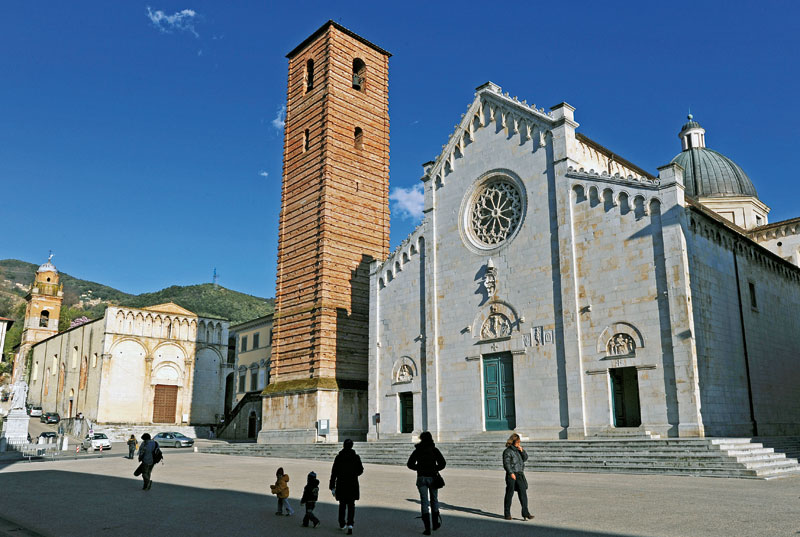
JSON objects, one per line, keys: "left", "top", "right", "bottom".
{"left": 390, "top": 184, "right": 424, "bottom": 221}
{"left": 259, "top": 171, "right": 269, "bottom": 178}
{"left": 271, "top": 105, "right": 286, "bottom": 131}
{"left": 146, "top": 7, "right": 199, "bottom": 37}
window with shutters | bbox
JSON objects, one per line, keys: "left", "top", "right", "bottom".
{"left": 250, "top": 370, "right": 258, "bottom": 391}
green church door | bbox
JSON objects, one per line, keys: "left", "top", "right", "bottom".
{"left": 399, "top": 392, "right": 414, "bottom": 433}
{"left": 610, "top": 367, "right": 642, "bottom": 427}
{"left": 483, "top": 353, "right": 516, "bottom": 431}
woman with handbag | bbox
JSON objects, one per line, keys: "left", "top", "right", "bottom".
{"left": 406, "top": 431, "right": 446, "bottom": 535}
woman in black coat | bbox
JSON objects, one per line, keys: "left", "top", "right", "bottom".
{"left": 407, "top": 431, "right": 446, "bottom": 535}
{"left": 329, "top": 439, "right": 364, "bottom": 535}
{"left": 503, "top": 433, "right": 533, "bottom": 521}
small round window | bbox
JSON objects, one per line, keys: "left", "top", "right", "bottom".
{"left": 465, "top": 175, "right": 524, "bottom": 249}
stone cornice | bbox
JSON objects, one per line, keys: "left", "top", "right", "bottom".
{"left": 566, "top": 166, "right": 661, "bottom": 189}
{"left": 422, "top": 82, "right": 553, "bottom": 188}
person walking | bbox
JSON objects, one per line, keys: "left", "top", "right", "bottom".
{"left": 329, "top": 439, "right": 364, "bottom": 535}
{"left": 270, "top": 467, "right": 294, "bottom": 516}
{"left": 503, "top": 433, "right": 533, "bottom": 521}
{"left": 136, "top": 433, "right": 161, "bottom": 490}
{"left": 300, "top": 471, "right": 321, "bottom": 528}
{"left": 126, "top": 434, "right": 137, "bottom": 459}
{"left": 407, "top": 431, "right": 446, "bottom": 535}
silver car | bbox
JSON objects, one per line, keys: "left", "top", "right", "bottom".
{"left": 153, "top": 432, "right": 194, "bottom": 448}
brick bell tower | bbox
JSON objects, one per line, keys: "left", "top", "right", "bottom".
{"left": 260, "top": 21, "right": 390, "bottom": 443}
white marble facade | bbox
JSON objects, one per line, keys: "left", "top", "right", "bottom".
{"left": 27, "top": 303, "right": 231, "bottom": 426}
{"left": 368, "top": 83, "right": 800, "bottom": 441}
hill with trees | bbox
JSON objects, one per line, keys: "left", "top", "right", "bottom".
{"left": 0, "top": 259, "right": 274, "bottom": 361}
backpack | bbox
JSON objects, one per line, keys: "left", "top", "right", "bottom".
{"left": 152, "top": 442, "right": 164, "bottom": 464}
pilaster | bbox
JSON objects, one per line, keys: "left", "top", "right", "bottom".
{"left": 656, "top": 163, "right": 704, "bottom": 437}
{"left": 550, "top": 101, "right": 587, "bottom": 438}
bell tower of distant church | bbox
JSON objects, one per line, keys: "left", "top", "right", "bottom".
{"left": 13, "top": 255, "right": 63, "bottom": 381}
{"left": 260, "top": 21, "right": 391, "bottom": 443}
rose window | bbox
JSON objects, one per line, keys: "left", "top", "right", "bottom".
{"left": 469, "top": 178, "right": 523, "bottom": 247}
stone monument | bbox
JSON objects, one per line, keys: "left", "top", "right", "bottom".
{"left": 1, "top": 380, "right": 31, "bottom": 450}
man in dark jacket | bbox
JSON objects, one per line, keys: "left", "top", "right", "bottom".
{"left": 300, "top": 471, "right": 320, "bottom": 528}
{"left": 329, "top": 439, "right": 364, "bottom": 535}
{"left": 407, "top": 431, "right": 446, "bottom": 535}
{"left": 137, "top": 433, "right": 159, "bottom": 491}
{"left": 503, "top": 433, "right": 533, "bottom": 520}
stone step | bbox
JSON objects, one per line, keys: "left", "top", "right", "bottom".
{"left": 197, "top": 437, "right": 800, "bottom": 479}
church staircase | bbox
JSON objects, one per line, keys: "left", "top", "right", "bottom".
{"left": 198, "top": 438, "right": 800, "bottom": 479}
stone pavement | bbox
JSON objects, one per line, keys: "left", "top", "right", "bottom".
{"left": 0, "top": 451, "right": 798, "bottom": 537}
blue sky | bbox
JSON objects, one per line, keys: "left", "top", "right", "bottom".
{"left": 1, "top": 1, "right": 798, "bottom": 298}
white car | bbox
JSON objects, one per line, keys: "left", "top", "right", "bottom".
{"left": 82, "top": 433, "right": 111, "bottom": 451}
{"left": 29, "top": 406, "right": 43, "bottom": 417}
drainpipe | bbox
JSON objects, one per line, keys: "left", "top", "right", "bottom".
{"left": 732, "top": 249, "right": 758, "bottom": 436}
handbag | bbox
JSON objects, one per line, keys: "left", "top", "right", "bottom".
{"left": 133, "top": 463, "right": 144, "bottom": 477}
{"left": 432, "top": 472, "right": 445, "bottom": 489}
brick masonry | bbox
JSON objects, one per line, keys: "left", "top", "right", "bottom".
{"left": 261, "top": 21, "right": 390, "bottom": 443}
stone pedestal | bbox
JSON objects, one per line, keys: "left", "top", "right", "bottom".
{"left": 1, "top": 410, "right": 30, "bottom": 450}
{"left": 258, "top": 380, "right": 367, "bottom": 444}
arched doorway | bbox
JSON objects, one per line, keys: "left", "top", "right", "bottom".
{"left": 68, "top": 389, "right": 74, "bottom": 418}
{"left": 224, "top": 372, "right": 234, "bottom": 417}
{"left": 247, "top": 411, "right": 258, "bottom": 439}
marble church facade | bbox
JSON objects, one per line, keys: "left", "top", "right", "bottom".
{"left": 27, "top": 301, "right": 231, "bottom": 426}
{"left": 368, "top": 82, "right": 800, "bottom": 441}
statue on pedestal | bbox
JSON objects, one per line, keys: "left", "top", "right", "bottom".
{"left": 10, "top": 380, "right": 29, "bottom": 411}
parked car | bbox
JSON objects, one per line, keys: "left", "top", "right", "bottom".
{"left": 82, "top": 433, "right": 111, "bottom": 451}
{"left": 153, "top": 432, "right": 194, "bottom": 448}
{"left": 42, "top": 412, "right": 60, "bottom": 424}
{"left": 29, "top": 406, "right": 43, "bottom": 417}
{"left": 38, "top": 432, "right": 58, "bottom": 442}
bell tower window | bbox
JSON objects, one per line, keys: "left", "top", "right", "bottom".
{"left": 354, "top": 127, "right": 363, "bottom": 150}
{"left": 352, "top": 58, "right": 366, "bottom": 92}
{"left": 40, "top": 310, "right": 50, "bottom": 328}
{"left": 305, "top": 59, "right": 314, "bottom": 93}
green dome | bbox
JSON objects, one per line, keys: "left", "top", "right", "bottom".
{"left": 671, "top": 147, "right": 758, "bottom": 199}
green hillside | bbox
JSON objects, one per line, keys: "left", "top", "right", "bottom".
{"left": 124, "top": 284, "right": 273, "bottom": 323}
{"left": 0, "top": 259, "right": 274, "bottom": 361}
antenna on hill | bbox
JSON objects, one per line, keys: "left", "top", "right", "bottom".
{"left": 213, "top": 267, "right": 219, "bottom": 289}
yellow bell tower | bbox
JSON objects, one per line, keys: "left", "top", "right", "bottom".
{"left": 13, "top": 255, "right": 63, "bottom": 381}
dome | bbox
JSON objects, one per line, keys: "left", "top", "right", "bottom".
{"left": 37, "top": 262, "right": 57, "bottom": 273}
{"left": 671, "top": 148, "right": 757, "bottom": 199}
{"left": 671, "top": 116, "right": 758, "bottom": 199}
{"left": 37, "top": 254, "right": 57, "bottom": 274}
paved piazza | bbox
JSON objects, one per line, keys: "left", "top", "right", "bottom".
{"left": 0, "top": 448, "right": 798, "bottom": 537}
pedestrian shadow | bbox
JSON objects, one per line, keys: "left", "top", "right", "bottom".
{"left": 406, "top": 497, "right": 506, "bottom": 519}
{"left": 0, "top": 467, "right": 653, "bottom": 537}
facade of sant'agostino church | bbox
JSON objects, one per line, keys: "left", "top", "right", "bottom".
{"left": 367, "top": 82, "right": 800, "bottom": 441}
{"left": 25, "top": 280, "right": 231, "bottom": 429}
